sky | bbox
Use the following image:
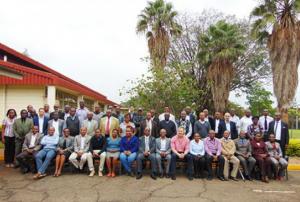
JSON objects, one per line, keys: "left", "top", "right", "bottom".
{"left": 0, "top": 0, "right": 299, "bottom": 107}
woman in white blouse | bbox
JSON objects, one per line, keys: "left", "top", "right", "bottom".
{"left": 119, "top": 113, "right": 135, "bottom": 137}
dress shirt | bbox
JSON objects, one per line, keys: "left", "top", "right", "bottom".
{"left": 215, "top": 119, "right": 220, "bottom": 133}
{"left": 259, "top": 115, "right": 273, "bottom": 132}
{"left": 64, "top": 113, "right": 70, "bottom": 120}
{"left": 29, "top": 133, "right": 37, "bottom": 148}
{"left": 189, "top": 140, "right": 205, "bottom": 156}
{"left": 230, "top": 115, "right": 240, "bottom": 127}
{"left": 159, "top": 113, "right": 176, "bottom": 122}
{"left": 80, "top": 136, "right": 86, "bottom": 150}
{"left": 146, "top": 119, "right": 152, "bottom": 134}
{"left": 38, "top": 116, "right": 44, "bottom": 134}
{"left": 52, "top": 120, "right": 59, "bottom": 136}
{"left": 225, "top": 121, "right": 231, "bottom": 132}
{"left": 274, "top": 120, "right": 282, "bottom": 140}
{"left": 145, "top": 136, "right": 150, "bottom": 151}
{"left": 160, "top": 138, "right": 167, "bottom": 151}
{"left": 171, "top": 135, "right": 189, "bottom": 153}
{"left": 239, "top": 116, "right": 252, "bottom": 132}
{"left": 204, "top": 137, "right": 222, "bottom": 156}
{"left": 76, "top": 108, "right": 89, "bottom": 123}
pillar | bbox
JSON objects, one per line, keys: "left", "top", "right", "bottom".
{"left": 47, "top": 86, "right": 56, "bottom": 111}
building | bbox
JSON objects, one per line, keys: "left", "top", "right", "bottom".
{"left": 0, "top": 42, "right": 117, "bottom": 120}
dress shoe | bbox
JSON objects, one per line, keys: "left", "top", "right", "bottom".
{"left": 171, "top": 175, "right": 176, "bottom": 180}
{"left": 188, "top": 176, "right": 194, "bottom": 181}
{"left": 218, "top": 176, "right": 225, "bottom": 181}
{"left": 136, "top": 173, "right": 143, "bottom": 180}
{"left": 159, "top": 173, "right": 164, "bottom": 178}
{"left": 230, "top": 176, "right": 238, "bottom": 181}
{"left": 207, "top": 176, "right": 213, "bottom": 181}
{"left": 89, "top": 170, "right": 95, "bottom": 177}
{"left": 150, "top": 173, "right": 157, "bottom": 180}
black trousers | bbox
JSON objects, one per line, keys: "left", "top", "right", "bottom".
{"left": 187, "top": 154, "right": 205, "bottom": 175}
{"left": 4, "top": 136, "right": 15, "bottom": 164}
{"left": 206, "top": 154, "right": 225, "bottom": 178}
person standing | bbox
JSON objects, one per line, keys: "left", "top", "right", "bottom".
{"left": 268, "top": 112, "right": 289, "bottom": 157}
{"left": 194, "top": 112, "right": 211, "bottom": 139}
{"left": 33, "top": 108, "right": 49, "bottom": 135}
{"left": 150, "top": 109, "right": 160, "bottom": 124}
{"left": 218, "top": 112, "right": 238, "bottom": 139}
{"left": 259, "top": 109, "right": 274, "bottom": 141}
{"left": 76, "top": 101, "right": 89, "bottom": 124}
{"left": 13, "top": 109, "right": 34, "bottom": 167}
{"left": 99, "top": 109, "right": 120, "bottom": 138}
{"left": 119, "top": 113, "right": 135, "bottom": 137}
{"left": 62, "top": 105, "right": 71, "bottom": 121}
{"left": 93, "top": 105, "right": 104, "bottom": 123}
{"left": 44, "top": 104, "right": 50, "bottom": 119}
{"left": 159, "top": 107, "right": 176, "bottom": 123}
{"left": 229, "top": 109, "right": 240, "bottom": 132}
{"left": 176, "top": 110, "right": 193, "bottom": 139}
{"left": 50, "top": 104, "right": 64, "bottom": 120}
{"left": 133, "top": 108, "right": 144, "bottom": 136}
{"left": 64, "top": 108, "right": 80, "bottom": 137}
{"left": 234, "top": 131, "right": 256, "bottom": 181}
{"left": 82, "top": 112, "right": 98, "bottom": 136}
{"left": 159, "top": 113, "right": 177, "bottom": 138}
{"left": 210, "top": 112, "right": 223, "bottom": 135}
{"left": 187, "top": 133, "right": 206, "bottom": 180}
{"left": 140, "top": 111, "right": 159, "bottom": 138}
{"left": 48, "top": 112, "right": 64, "bottom": 137}
{"left": 2, "top": 109, "right": 17, "bottom": 167}
{"left": 247, "top": 116, "right": 263, "bottom": 140}
{"left": 155, "top": 129, "right": 171, "bottom": 178}
{"left": 136, "top": 128, "right": 157, "bottom": 180}
{"left": 239, "top": 109, "right": 253, "bottom": 133}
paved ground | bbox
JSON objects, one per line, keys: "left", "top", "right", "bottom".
{"left": 0, "top": 165, "right": 300, "bottom": 202}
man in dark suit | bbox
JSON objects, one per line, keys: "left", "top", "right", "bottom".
{"left": 136, "top": 127, "right": 157, "bottom": 180}
{"left": 50, "top": 104, "right": 64, "bottom": 120}
{"left": 203, "top": 109, "right": 214, "bottom": 128}
{"left": 218, "top": 112, "right": 238, "bottom": 139}
{"left": 33, "top": 108, "right": 49, "bottom": 135}
{"left": 140, "top": 111, "right": 159, "bottom": 138}
{"left": 268, "top": 112, "right": 289, "bottom": 157}
{"left": 210, "top": 111, "right": 222, "bottom": 133}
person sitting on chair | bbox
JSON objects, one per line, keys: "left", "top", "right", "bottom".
{"left": 266, "top": 134, "right": 288, "bottom": 180}
{"left": 136, "top": 127, "right": 157, "bottom": 180}
{"left": 106, "top": 129, "right": 121, "bottom": 177}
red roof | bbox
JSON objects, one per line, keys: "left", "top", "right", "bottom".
{"left": 0, "top": 43, "right": 117, "bottom": 105}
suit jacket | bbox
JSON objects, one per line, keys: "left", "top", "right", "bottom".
{"left": 139, "top": 119, "right": 159, "bottom": 138}
{"left": 33, "top": 116, "right": 49, "bottom": 135}
{"left": 268, "top": 120, "right": 289, "bottom": 147}
{"left": 99, "top": 116, "right": 120, "bottom": 137}
{"left": 13, "top": 118, "right": 34, "bottom": 139}
{"left": 82, "top": 119, "right": 98, "bottom": 136}
{"left": 138, "top": 136, "right": 156, "bottom": 154}
{"left": 155, "top": 137, "right": 171, "bottom": 155}
{"left": 218, "top": 121, "right": 238, "bottom": 139}
{"left": 50, "top": 111, "right": 65, "bottom": 120}
{"left": 57, "top": 136, "right": 74, "bottom": 153}
{"left": 74, "top": 135, "right": 91, "bottom": 153}
{"left": 48, "top": 119, "right": 64, "bottom": 137}
{"left": 22, "top": 132, "right": 43, "bottom": 152}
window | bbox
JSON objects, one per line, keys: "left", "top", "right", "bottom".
{"left": 56, "top": 90, "right": 77, "bottom": 108}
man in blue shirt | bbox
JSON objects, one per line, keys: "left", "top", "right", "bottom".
{"left": 34, "top": 127, "right": 59, "bottom": 179}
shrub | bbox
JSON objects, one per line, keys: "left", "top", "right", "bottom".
{"left": 286, "top": 139, "right": 300, "bottom": 157}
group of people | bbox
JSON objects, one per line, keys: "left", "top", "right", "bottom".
{"left": 1, "top": 103, "right": 289, "bottom": 183}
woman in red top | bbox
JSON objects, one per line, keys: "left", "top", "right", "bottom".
{"left": 251, "top": 133, "right": 271, "bottom": 183}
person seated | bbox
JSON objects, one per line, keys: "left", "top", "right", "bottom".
{"left": 88, "top": 129, "right": 107, "bottom": 177}
{"left": 120, "top": 126, "right": 139, "bottom": 177}
{"left": 69, "top": 127, "right": 93, "bottom": 175}
{"left": 251, "top": 133, "right": 272, "bottom": 183}
{"left": 169, "top": 127, "right": 190, "bottom": 180}
{"left": 204, "top": 130, "right": 225, "bottom": 181}
{"left": 220, "top": 130, "right": 240, "bottom": 181}
{"left": 136, "top": 127, "right": 157, "bottom": 180}
{"left": 16, "top": 126, "right": 42, "bottom": 174}
{"left": 34, "top": 127, "right": 59, "bottom": 179}
{"left": 106, "top": 129, "right": 121, "bottom": 177}
{"left": 187, "top": 133, "right": 206, "bottom": 180}
{"left": 54, "top": 128, "right": 74, "bottom": 177}
{"left": 266, "top": 134, "right": 288, "bottom": 180}
{"left": 234, "top": 131, "right": 256, "bottom": 181}
{"left": 155, "top": 129, "right": 171, "bottom": 178}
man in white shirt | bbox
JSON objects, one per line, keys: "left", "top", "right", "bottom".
{"left": 259, "top": 109, "right": 274, "bottom": 141}
{"left": 159, "top": 106, "right": 176, "bottom": 123}
{"left": 33, "top": 108, "right": 48, "bottom": 135}
{"left": 229, "top": 109, "right": 240, "bottom": 131}
{"left": 48, "top": 112, "right": 64, "bottom": 137}
{"left": 239, "top": 109, "right": 252, "bottom": 133}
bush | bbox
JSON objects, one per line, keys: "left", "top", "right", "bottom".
{"left": 286, "top": 139, "right": 300, "bottom": 157}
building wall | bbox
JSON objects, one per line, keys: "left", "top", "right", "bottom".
{"left": 0, "top": 85, "right": 45, "bottom": 120}
{"left": 0, "top": 85, "right": 5, "bottom": 121}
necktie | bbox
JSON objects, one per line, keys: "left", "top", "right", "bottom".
{"left": 274, "top": 121, "right": 278, "bottom": 135}
{"left": 106, "top": 117, "right": 110, "bottom": 135}
{"left": 63, "top": 139, "right": 67, "bottom": 149}
{"left": 264, "top": 117, "right": 268, "bottom": 131}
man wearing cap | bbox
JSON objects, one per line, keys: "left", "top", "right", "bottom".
{"left": 268, "top": 112, "right": 289, "bottom": 157}
{"left": 259, "top": 109, "right": 274, "bottom": 141}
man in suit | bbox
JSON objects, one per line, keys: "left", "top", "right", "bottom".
{"left": 150, "top": 109, "right": 160, "bottom": 124}
{"left": 33, "top": 108, "right": 49, "bottom": 135}
{"left": 136, "top": 127, "right": 157, "bottom": 180}
{"left": 13, "top": 109, "right": 34, "bottom": 167}
{"left": 64, "top": 107, "right": 80, "bottom": 137}
{"left": 218, "top": 112, "right": 238, "bottom": 139}
{"left": 69, "top": 127, "right": 93, "bottom": 175}
{"left": 155, "top": 129, "right": 171, "bottom": 178}
{"left": 99, "top": 109, "right": 120, "bottom": 138}
{"left": 159, "top": 113, "right": 177, "bottom": 138}
{"left": 16, "top": 126, "right": 42, "bottom": 173}
{"left": 177, "top": 110, "right": 193, "bottom": 139}
{"left": 48, "top": 112, "right": 64, "bottom": 137}
{"left": 82, "top": 112, "right": 98, "bottom": 136}
{"left": 259, "top": 109, "right": 274, "bottom": 141}
{"left": 203, "top": 109, "right": 214, "bottom": 125}
{"left": 268, "top": 112, "right": 289, "bottom": 157}
{"left": 50, "top": 104, "right": 64, "bottom": 120}
{"left": 139, "top": 111, "right": 159, "bottom": 138}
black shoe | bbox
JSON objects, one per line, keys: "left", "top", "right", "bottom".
{"left": 159, "top": 173, "right": 164, "bottom": 178}
{"left": 188, "top": 175, "right": 194, "bottom": 181}
{"left": 130, "top": 172, "right": 135, "bottom": 177}
{"left": 21, "top": 168, "right": 29, "bottom": 174}
{"left": 150, "top": 173, "right": 157, "bottom": 180}
{"left": 171, "top": 175, "right": 176, "bottom": 180}
{"left": 218, "top": 176, "right": 225, "bottom": 181}
{"left": 230, "top": 176, "right": 238, "bottom": 181}
{"left": 245, "top": 175, "right": 253, "bottom": 181}
{"left": 166, "top": 174, "right": 170, "bottom": 178}
{"left": 136, "top": 173, "right": 143, "bottom": 180}
{"left": 207, "top": 176, "right": 213, "bottom": 181}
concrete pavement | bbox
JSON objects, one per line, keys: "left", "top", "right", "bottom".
{"left": 0, "top": 165, "right": 299, "bottom": 202}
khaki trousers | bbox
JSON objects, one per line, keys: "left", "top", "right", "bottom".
{"left": 223, "top": 155, "right": 240, "bottom": 179}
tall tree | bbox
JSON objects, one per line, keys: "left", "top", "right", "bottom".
{"left": 136, "top": 0, "right": 182, "bottom": 69}
{"left": 198, "top": 20, "right": 245, "bottom": 112}
{"left": 251, "top": 0, "right": 300, "bottom": 120}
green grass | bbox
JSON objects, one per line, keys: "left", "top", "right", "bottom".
{"left": 290, "top": 129, "right": 300, "bottom": 139}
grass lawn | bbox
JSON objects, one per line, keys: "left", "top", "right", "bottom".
{"left": 290, "top": 129, "right": 300, "bottom": 139}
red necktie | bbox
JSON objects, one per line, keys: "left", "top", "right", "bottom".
{"left": 106, "top": 117, "right": 110, "bottom": 135}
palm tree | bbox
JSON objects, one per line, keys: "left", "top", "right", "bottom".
{"left": 251, "top": 0, "right": 300, "bottom": 118}
{"left": 198, "top": 20, "right": 245, "bottom": 112}
{"left": 136, "top": 0, "right": 182, "bottom": 69}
